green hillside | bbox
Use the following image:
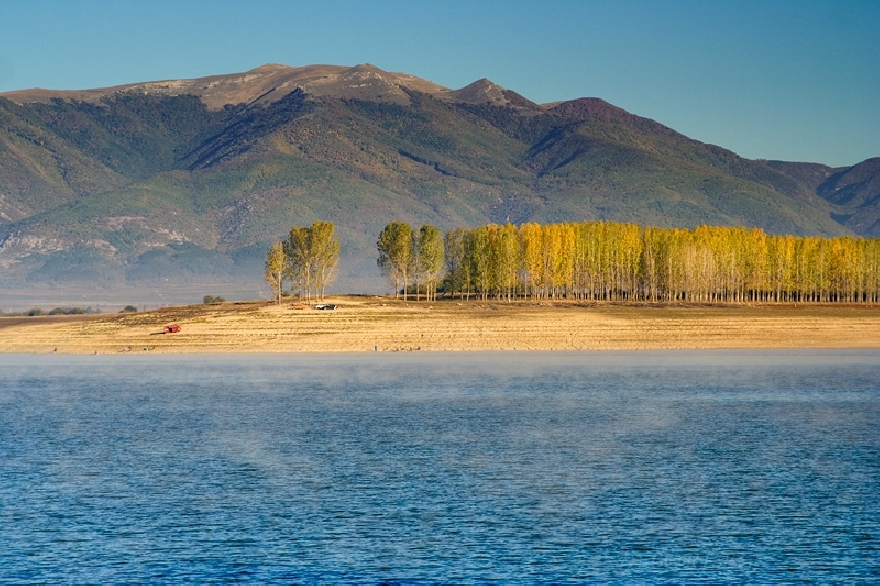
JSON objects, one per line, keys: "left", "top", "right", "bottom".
{"left": 0, "top": 64, "right": 874, "bottom": 292}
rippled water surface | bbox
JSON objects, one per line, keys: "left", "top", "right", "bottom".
{"left": 1, "top": 350, "right": 878, "bottom": 582}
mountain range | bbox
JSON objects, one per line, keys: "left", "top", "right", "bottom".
{"left": 0, "top": 63, "right": 877, "bottom": 294}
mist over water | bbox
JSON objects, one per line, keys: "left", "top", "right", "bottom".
{"left": 1, "top": 351, "right": 878, "bottom": 582}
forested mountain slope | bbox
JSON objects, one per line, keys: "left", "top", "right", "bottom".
{"left": 0, "top": 63, "right": 874, "bottom": 291}
{"left": 768, "top": 158, "right": 880, "bottom": 237}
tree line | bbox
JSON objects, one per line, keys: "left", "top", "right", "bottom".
{"left": 265, "top": 221, "right": 340, "bottom": 303}
{"left": 377, "top": 222, "right": 445, "bottom": 301}
{"left": 376, "top": 221, "right": 880, "bottom": 304}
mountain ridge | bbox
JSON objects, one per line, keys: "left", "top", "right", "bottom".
{"left": 0, "top": 63, "right": 876, "bottom": 293}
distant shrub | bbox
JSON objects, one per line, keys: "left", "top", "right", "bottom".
{"left": 48, "top": 306, "right": 86, "bottom": 315}
{"left": 120, "top": 305, "right": 138, "bottom": 313}
{"left": 26, "top": 308, "right": 44, "bottom": 316}
{"left": 203, "top": 295, "right": 225, "bottom": 304}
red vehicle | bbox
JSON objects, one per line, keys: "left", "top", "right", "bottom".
{"left": 163, "top": 324, "right": 181, "bottom": 334}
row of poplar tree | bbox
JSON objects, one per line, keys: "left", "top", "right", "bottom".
{"left": 265, "top": 221, "right": 340, "bottom": 303}
{"left": 377, "top": 222, "right": 445, "bottom": 301}
{"left": 376, "top": 220, "right": 880, "bottom": 303}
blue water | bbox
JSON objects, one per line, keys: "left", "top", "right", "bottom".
{"left": 1, "top": 350, "right": 877, "bottom": 582}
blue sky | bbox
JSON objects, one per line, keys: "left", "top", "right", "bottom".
{"left": 1, "top": 0, "right": 877, "bottom": 167}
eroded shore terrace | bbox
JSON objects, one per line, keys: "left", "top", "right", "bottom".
{"left": 2, "top": 296, "right": 878, "bottom": 354}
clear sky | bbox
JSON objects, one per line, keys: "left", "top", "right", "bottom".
{"left": 1, "top": 0, "right": 877, "bottom": 167}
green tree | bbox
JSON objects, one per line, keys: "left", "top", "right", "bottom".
{"left": 309, "top": 221, "right": 340, "bottom": 300}
{"left": 377, "top": 221, "right": 414, "bottom": 300}
{"left": 417, "top": 225, "right": 445, "bottom": 301}
{"left": 443, "top": 227, "right": 467, "bottom": 299}
{"left": 469, "top": 225, "right": 494, "bottom": 300}
{"left": 265, "top": 241, "right": 286, "bottom": 304}
{"left": 285, "top": 226, "right": 313, "bottom": 301}
{"left": 278, "top": 221, "right": 340, "bottom": 302}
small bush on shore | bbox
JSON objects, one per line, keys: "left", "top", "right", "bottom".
{"left": 49, "top": 307, "right": 85, "bottom": 315}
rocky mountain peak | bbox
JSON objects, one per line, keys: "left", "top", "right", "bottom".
{"left": 448, "top": 78, "right": 505, "bottom": 104}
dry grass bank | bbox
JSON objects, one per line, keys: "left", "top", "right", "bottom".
{"left": 1, "top": 296, "right": 878, "bottom": 354}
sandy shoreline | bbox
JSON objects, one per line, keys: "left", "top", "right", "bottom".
{"left": 1, "top": 296, "right": 878, "bottom": 354}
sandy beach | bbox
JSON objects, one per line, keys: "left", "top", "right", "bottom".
{"left": 1, "top": 296, "right": 878, "bottom": 354}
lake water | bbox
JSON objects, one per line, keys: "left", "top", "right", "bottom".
{"left": 1, "top": 350, "right": 877, "bottom": 582}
